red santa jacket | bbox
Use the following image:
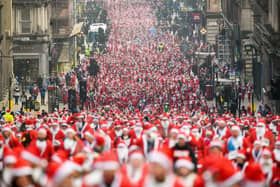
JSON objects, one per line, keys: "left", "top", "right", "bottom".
{"left": 119, "top": 164, "right": 149, "bottom": 187}
{"left": 271, "top": 162, "right": 280, "bottom": 187}
{"left": 29, "top": 140, "right": 53, "bottom": 161}
{"left": 4, "top": 136, "right": 23, "bottom": 149}
{"left": 248, "top": 129, "right": 275, "bottom": 149}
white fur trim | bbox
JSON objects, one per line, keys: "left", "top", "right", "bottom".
{"left": 21, "top": 151, "right": 42, "bottom": 165}
{"left": 170, "top": 128, "right": 179, "bottom": 133}
{"left": 94, "top": 161, "right": 119, "bottom": 170}
{"left": 149, "top": 151, "right": 172, "bottom": 170}
{"left": 2, "top": 127, "right": 11, "bottom": 132}
{"left": 236, "top": 153, "right": 246, "bottom": 159}
{"left": 12, "top": 167, "right": 33, "bottom": 176}
{"left": 175, "top": 159, "right": 194, "bottom": 170}
{"left": 4, "top": 155, "right": 16, "bottom": 164}
{"left": 243, "top": 180, "right": 266, "bottom": 187}
{"left": 217, "top": 172, "right": 243, "bottom": 187}
{"left": 210, "top": 141, "right": 223, "bottom": 148}
{"left": 84, "top": 131, "right": 94, "bottom": 139}
{"left": 53, "top": 161, "right": 81, "bottom": 184}
{"left": 177, "top": 134, "right": 186, "bottom": 140}
{"left": 130, "top": 152, "right": 144, "bottom": 160}
{"left": 65, "top": 128, "right": 76, "bottom": 135}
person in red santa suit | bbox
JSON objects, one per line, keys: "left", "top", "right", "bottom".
{"left": 84, "top": 129, "right": 105, "bottom": 154}
{"left": 163, "top": 127, "right": 179, "bottom": 148}
{"left": 145, "top": 147, "right": 185, "bottom": 187}
{"left": 233, "top": 149, "right": 249, "bottom": 173}
{"left": 49, "top": 120, "right": 65, "bottom": 151}
{"left": 74, "top": 113, "right": 90, "bottom": 139}
{"left": 258, "top": 148, "right": 276, "bottom": 186}
{"left": 225, "top": 125, "right": 250, "bottom": 153}
{"left": 200, "top": 155, "right": 242, "bottom": 187}
{"left": 116, "top": 140, "right": 129, "bottom": 165}
{"left": 1, "top": 124, "right": 22, "bottom": 149}
{"left": 157, "top": 114, "right": 174, "bottom": 139}
{"left": 82, "top": 151, "right": 128, "bottom": 187}
{"left": 0, "top": 136, "right": 12, "bottom": 171}
{"left": 214, "top": 118, "right": 231, "bottom": 141}
{"left": 271, "top": 139, "right": 280, "bottom": 187}
{"left": 63, "top": 127, "right": 84, "bottom": 157}
{"left": 109, "top": 121, "right": 123, "bottom": 140}
{"left": 247, "top": 140, "right": 263, "bottom": 162}
{"left": 131, "top": 122, "right": 144, "bottom": 140}
{"left": 136, "top": 125, "right": 161, "bottom": 158}
{"left": 175, "top": 156, "right": 203, "bottom": 187}
{"left": 29, "top": 128, "right": 53, "bottom": 161}
{"left": 248, "top": 119, "right": 275, "bottom": 149}
{"left": 119, "top": 150, "right": 149, "bottom": 187}
{"left": 120, "top": 127, "right": 133, "bottom": 147}
{"left": 47, "top": 160, "right": 81, "bottom": 187}
{"left": 242, "top": 162, "right": 266, "bottom": 187}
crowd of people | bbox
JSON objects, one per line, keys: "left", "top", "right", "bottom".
{"left": 1, "top": 0, "right": 280, "bottom": 187}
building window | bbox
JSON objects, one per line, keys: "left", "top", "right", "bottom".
{"left": 20, "top": 8, "right": 31, "bottom": 34}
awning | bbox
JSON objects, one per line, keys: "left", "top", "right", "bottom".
{"left": 70, "top": 22, "right": 84, "bottom": 37}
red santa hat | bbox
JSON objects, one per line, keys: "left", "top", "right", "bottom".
{"left": 243, "top": 163, "right": 265, "bottom": 187}
{"left": 2, "top": 124, "right": 12, "bottom": 132}
{"left": 51, "top": 150, "right": 69, "bottom": 163}
{"left": 175, "top": 156, "right": 194, "bottom": 171}
{"left": 3, "top": 149, "right": 17, "bottom": 165}
{"left": 84, "top": 129, "right": 95, "bottom": 139}
{"left": 236, "top": 149, "right": 247, "bottom": 160}
{"left": 177, "top": 131, "right": 187, "bottom": 141}
{"left": 72, "top": 153, "right": 87, "bottom": 166}
{"left": 65, "top": 127, "right": 76, "bottom": 135}
{"left": 209, "top": 140, "right": 224, "bottom": 150}
{"left": 94, "top": 151, "right": 120, "bottom": 170}
{"left": 21, "top": 144, "right": 43, "bottom": 165}
{"left": 231, "top": 125, "right": 240, "bottom": 132}
{"left": 47, "top": 161, "right": 81, "bottom": 185}
{"left": 148, "top": 146, "right": 173, "bottom": 170}
{"left": 11, "top": 159, "right": 33, "bottom": 177}
{"left": 256, "top": 119, "right": 266, "bottom": 127}
{"left": 129, "top": 150, "right": 144, "bottom": 161}
{"left": 204, "top": 157, "right": 242, "bottom": 186}
{"left": 170, "top": 127, "right": 179, "bottom": 134}
{"left": 76, "top": 113, "right": 84, "bottom": 119}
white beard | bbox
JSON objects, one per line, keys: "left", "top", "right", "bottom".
{"left": 0, "top": 147, "right": 3, "bottom": 159}
{"left": 2, "top": 168, "right": 12, "bottom": 185}
{"left": 256, "top": 127, "right": 265, "bottom": 138}
{"left": 162, "top": 121, "right": 169, "bottom": 129}
{"left": 181, "top": 127, "right": 190, "bottom": 135}
{"left": 274, "top": 149, "right": 280, "bottom": 162}
{"left": 134, "top": 127, "right": 143, "bottom": 138}
{"left": 115, "top": 130, "right": 123, "bottom": 137}
{"left": 64, "top": 138, "right": 76, "bottom": 150}
{"left": 36, "top": 140, "right": 47, "bottom": 155}
{"left": 51, "top": 127, "right": 59, "bottom": 134}
{"left": 259, "top": 158, "right": 273, "bottom": 174}
{"left": 117, "top": 148, "right": 128, "bottom": 164}
{"left": 193, "top": 132, "right": 201, "bottom": 139}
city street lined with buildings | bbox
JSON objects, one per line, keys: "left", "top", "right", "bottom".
{"left": 0, "top": 0, "right": 279, "bottom": 187}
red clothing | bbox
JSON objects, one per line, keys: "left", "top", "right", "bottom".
{"left": 4, "top": 136, "right": 23, "bottom": 149}
{"left": 248, "top": 129, "right": 275, "bottom": 149}
{"left": 29, "top": 140, "right": 53, "bottom": 161}
{"left": 119, "top": 164, "right": 149, "bottom": 187}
